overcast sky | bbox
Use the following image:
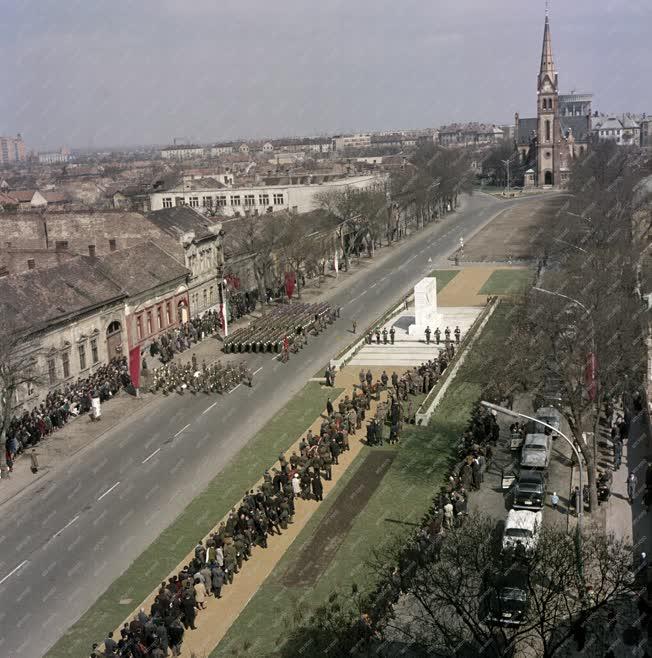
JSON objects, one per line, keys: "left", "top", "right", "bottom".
{"left": 2, "top": 0, "right": 651, "bottom": 150}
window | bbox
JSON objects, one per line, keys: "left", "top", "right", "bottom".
{"left": 244, "top": 194, "right": 255, "bottom": 207}
{"left": 109, "top": 239, "right": 117, "bottom": 252}
{"left": 175, "top": 196, "right": 185, "bottom": 206}
{"left": 157, "top": 306, "right": 162, "bottom": 329}
{"left": 162, "top": 197, "right": 173, "bottom": 208}
{"left": 216, "top": 195, "right": 227, "bottom": 207}
{"left": 90, "top": 338, "right": 98, "bottom": 364}
{"left": 545, "top": 120, "right": 551, "bottom": 142}
{"left": 88, "top": 245, "right": 96, "bottom": 257}
{"left": 203, "top": 289, "right": 208, "bottom": 306}
{"left": 202, "top": 196, "right": 213, "bottom": 208}
{"left": 209, "top": 286, "right": 214, "bottom": 302}
{"left": 78, "top": 344, "right": 87, "bottom": 370}
{"left": 146, "top": 312, "right": 153, "bottom": 335}
{"left": 231, "top": 195, "right": 241, "bottom": 206}
{"left": 48, "top": 358, "right": 56, "bottom": 385}
{"left": 189, "top": 196, "right": 199, "bottom": 208}
{"left": 27, "top": 258, "right": 35, "bottom": 270}
{"left": 55, "top": 240, "right": 69, "bottom": 251}
{"left": 136, "top": 315, "right": 143, "bottom": 340}
{"left": 166, "top": 303, "right": 172, "bottom": 325}
{"left": 62, "top": 352, "right": 70, "bottom": 379}
{"left": 259, "top": 193, "right": 269, "bottom": 206}
{"left": 273, "top": 193, "right": 284, "bottom": 205}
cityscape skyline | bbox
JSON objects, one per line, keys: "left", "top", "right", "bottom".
{"left": 2, "top": 0, "right": 652, "bottom": 150}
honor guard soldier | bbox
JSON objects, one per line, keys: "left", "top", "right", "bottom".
{"left": 424, "top": 326, "right": 431, "bottom": 345}
{"left": 375, "top": 329, "right": 381, "bottom": 344}
{"left": 454, "top": 326, "right": 461, "bottom": 344}
{"left": 444, "top": 326, "right": 451, "bottom": 343}
{"left": 382, "top": 328, "right": 388, "bottom": 344}
{"left": 389, "top": 327, "right": 395, "bottom": 344}
{"left": 434, "top": 327, "right": 441, "bottom": 344}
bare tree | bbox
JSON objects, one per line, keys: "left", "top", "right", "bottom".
{"left": 0, "top": 320, "right": 41, "bottom": 444}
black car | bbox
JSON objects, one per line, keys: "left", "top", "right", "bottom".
{"left": 483, "top": 566, "right": 529, "bottom": 626}
{"left": 513, "top": 469, "right": 546, "bottom": 510}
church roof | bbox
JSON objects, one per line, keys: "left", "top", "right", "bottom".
{"left": 516, "top": 118, "right": 538, "bottom": 145}
{"left": 539, "top": 15, "right": 556, "bottom": 87}
{"left": 560, "top": 115, "right": 591, "bottom": 142}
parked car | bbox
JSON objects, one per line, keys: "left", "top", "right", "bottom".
{"left": 483, "top": 566, "right": 529, "bottom": 626}
{"left": 535, "top": 406, "right": 561, "bottom": 439}
{"left": 502, "top": 509, "right": 542, "bottom": 553}
{"left": 513, "top": 469, "right": 547, "bottom": 510}
{"left": 520, "top": 433, "right": 552, "bottom": 469}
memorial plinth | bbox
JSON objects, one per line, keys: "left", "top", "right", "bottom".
{"left": 408, "top": 277, "right": 443, "bottom": 337}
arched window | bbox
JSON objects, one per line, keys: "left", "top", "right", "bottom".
{"left": 545, "top": 120, "right": 551, "bottom": 142}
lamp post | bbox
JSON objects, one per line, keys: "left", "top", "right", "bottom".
{"left": 482, "top": 400, "right": 585, "bottom": 582}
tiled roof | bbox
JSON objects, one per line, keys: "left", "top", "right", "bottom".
{"left": 560, "top": 115, "right": 591, "bottom": 142}
{"left": 516, "top": 118, "right": 538, "bottom": 145}
{"left": 0, "top": 256, "right": 124, "bottom": 335}
{"left": 145, "top": 206, "right": 218, "bottom": 243}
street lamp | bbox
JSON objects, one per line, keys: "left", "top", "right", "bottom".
{"left": 481, "top": 401, "right": 584, "bottom": 531}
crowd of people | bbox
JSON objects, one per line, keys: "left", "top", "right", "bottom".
{"left": 90, "top": 380, "right": 385, "bottom": 657}
{"left": 147, "top": 356, "right": 252, "bottom": 396}
{"left": 4, "top": 358, "right": 131, "bottom": 474}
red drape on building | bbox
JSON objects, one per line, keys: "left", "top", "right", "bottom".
{"left": 285, "top": 271, "right": 296, "bottom": 299}
{"left": 129, "top": 346, "right": 141, "bottom": 389}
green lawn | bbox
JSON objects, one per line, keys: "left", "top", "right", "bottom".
{"left": 213, "top": 303, "right": 513, "bottom": 657}
{"left": 46, "top": 382, "right": 341, "bottom": 658}
{"left": 427, "top": 269, "right": 460, "bottom": 290}
{"left": 479, "top": 268, "right": 533, "bottom": 295}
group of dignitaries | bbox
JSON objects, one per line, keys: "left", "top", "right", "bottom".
{"left": 91, "top": 381, "right": 385, "bottom": 657}
{"left": 4, "top": 358, "right": 131, "bottom": 473}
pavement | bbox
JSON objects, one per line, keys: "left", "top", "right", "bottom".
{"left": 0, "top": 192, "right": 541, "bottom": 658}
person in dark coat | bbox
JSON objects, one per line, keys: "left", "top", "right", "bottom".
{"left": 181, "top": 594, "right": 196, "bottom": 630}
{"left": 312, "top": 474, "right": 324, "bottom": 501}
{"left": 168, "top": 618, "right": 184, "bottom": 656}
{"left": 326, "top": 398, "right": 334, "bottom": 416}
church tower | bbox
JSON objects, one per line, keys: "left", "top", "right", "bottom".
{"left": 536, "top": 9, "right": 561, "bottom": 186}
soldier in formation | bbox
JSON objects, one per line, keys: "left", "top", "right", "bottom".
{"left": 148, "top": 361, "right": 252, "bottom": 396}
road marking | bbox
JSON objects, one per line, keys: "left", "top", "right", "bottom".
{"left": 230, "top": 383, "right": 242, "bottom": 393}
{"left": 370, "top": 283, "right": 377, "bottom": 288}
{"left": 201, "top": 402, "right": 217, "bottom": 416}
{"left": 0, "top": 560, "right": 28, "bottom": 585}
{"left": 142, "top": 448, "right": 161, "bottom": 463}
{"left": 270, "top": 354, "right": 279, "bottom": 361}
{"left": 174, "top": 423, "right": 190, "bottom": 437}
{"left": 97, "top": 481, "right": 120, "bottom": 502}
{"left": 53, "top": 515, "right": 80, "bottom": 539}
{"left": 253, "top": 367, "right": 263, "bottom": 375}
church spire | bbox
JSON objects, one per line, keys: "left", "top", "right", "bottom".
{"left": 539, "top": 7, "right": 555, "bottom": 79}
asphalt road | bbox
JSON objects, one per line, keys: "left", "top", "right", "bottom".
{"left": 0, "top": 192, "right": 515, "bottom": 658}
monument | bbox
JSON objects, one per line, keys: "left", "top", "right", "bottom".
{"left": 408, "top": 277, "right": 443, "bottom": 337}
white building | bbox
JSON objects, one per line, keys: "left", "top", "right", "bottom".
{"left": 209, "top": 143, "right": 235, "bottom": 157}
{"left": 592, "top": 115, "right": 641, "bottom": 146}
{"left": 161, "top": 145, "right": 206, "bottom": 160}
{"left": 149, "top": 174, "right": 385, "bottom": 217}
{"left": 38, "top": 149, "right": 71, "bottom": 164}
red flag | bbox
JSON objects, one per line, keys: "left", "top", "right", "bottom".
{"left": 585, "top": 352, "right": 597, "bottom": 401}
{"left": 129, "top": 346, "right": 141, "bottom": 389}
{"left": 285, "top": 271, "right": 296, "bottom": 299}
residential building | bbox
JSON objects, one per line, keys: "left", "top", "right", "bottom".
{"left": 592, "top": 115, "right": 642, "bottom": 146}
{"left": 0, "top": 134, "right": 27, "bottom": 163}
{"left": 438, "top": 123, "right": 504, "bottom": 147}
{"left": 148, "top": 173, "right": 385, "bottom": 217}
{"left": 514, "top": 11, "right": 592, "bottom": 187}
{"left": 332, "top": 134, "right": 372, "bottom": 151}
{"left": 209, "top": 143, "right": 235, "bottom": 157}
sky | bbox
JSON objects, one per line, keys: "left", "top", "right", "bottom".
{"left": 1, "top": 0, "right": 651, "bottom": 151}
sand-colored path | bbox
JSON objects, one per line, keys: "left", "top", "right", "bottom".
{"left": 123, "top": 367, "right": 389, "bottom": 658}
{"left": 437, "top": 266, "right": 527, "bottom": 306}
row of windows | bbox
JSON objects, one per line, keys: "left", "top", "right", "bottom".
{"left": 191, "top": 287, "right": 216, "bottom": 310}
{"left": 136, "top": 302, "right": 173, "bottom": 341}
{"left": 162, "top": 193, "right": 284, "bottom": 209}
{"left": 47, "top": 338, "right": 99, "bottom": 385}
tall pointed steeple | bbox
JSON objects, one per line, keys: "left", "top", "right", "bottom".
{"left": 538, "top": 6, "right": 556, "bottom": 90}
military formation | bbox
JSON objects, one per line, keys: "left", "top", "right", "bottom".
{"left": 148, "top": 312, "right": 223, "bottom": 364}
{"left": 148, "top": 358, "right": 252, "bottom": 396}
{"left": 223, "top": 302, "right": 337, "bottom": 354}
{"left": 91, "top": 383, "right": 379, "bottom": 658}
{"left": 365, "top": 324, "right": 462, "bottom": 349}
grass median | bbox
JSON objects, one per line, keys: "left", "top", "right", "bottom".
{"left": 213, "top": 303, "right": 514, "bottom": 657}
{"left": 427, "top": 269, "right": 459, "bottom": 290}
{"left": 479, "top": 268, "right": 532, "bottom": 295}
{"left": 46, "top": 382, "right": 341, "bottom": 658}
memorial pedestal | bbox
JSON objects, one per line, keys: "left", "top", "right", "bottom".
{"left": 408, "top": 277, "right": 443, "bottom": 337}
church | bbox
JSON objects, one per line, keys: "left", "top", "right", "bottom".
{"left": 514, "top": 10, "right": 592, "bottom": 188}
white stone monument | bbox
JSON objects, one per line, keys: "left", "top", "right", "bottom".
{"left": 408, "top": 277, "right": 443, "bottom": 337}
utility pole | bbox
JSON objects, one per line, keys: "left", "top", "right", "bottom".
{"left": 501, "top": 158, "right": 511, "bottom": 197}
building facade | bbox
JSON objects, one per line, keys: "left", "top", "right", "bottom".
{"left": 148, "top": 174, "right": 384, "bottom": 217}
{"left": 0, "top": 134, "right": 26, "bottom": 164}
